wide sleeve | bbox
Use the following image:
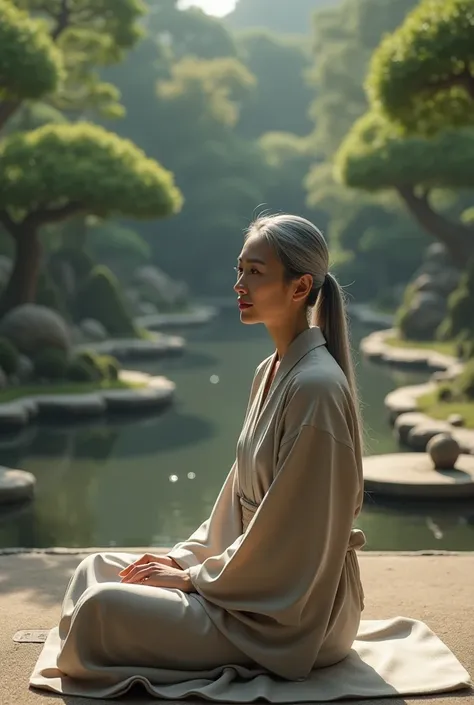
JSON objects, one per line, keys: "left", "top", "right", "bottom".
{"left": 186, "top": 424, "right": 362, "bottom": 628}
{"left": 167, "top": 463, "right": 243, "bottom": 569}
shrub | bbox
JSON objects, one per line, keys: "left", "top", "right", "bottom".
{"left": 0, "top": 336, "right": 19, "bottom": 376}
{"left": 74, "top": 266, "right": 138, "bottom": 338}
{"left": 99, "top": 355, "right": 120, "bottom": 381}
{"left": 66, "top": 359, "right": 97, "bottom": 383}
{"left": 73, "top": 350, "right": 120, "bottom": 382}
{"left": 33, "top": 348, "right": 68, "bottom": 380}
{"left": 438, "top": 259, "right": 474, "bottom": 342}
{"left": 455, "top": 360, "right": 474, "bottom": 401}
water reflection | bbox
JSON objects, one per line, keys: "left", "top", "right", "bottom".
{"left": 0, "top": 314, "right": 473, "bottom": 551}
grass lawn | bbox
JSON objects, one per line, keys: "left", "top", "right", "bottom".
{"left": 384, "top": 334, "right": 458, "bottom": 358}
{"left": 0, "top": 379, "right": 145, "bottom": 404}
{"left": 417, "top": 390, "right": 474, "bottom": 428}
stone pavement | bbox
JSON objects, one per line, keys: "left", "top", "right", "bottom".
{"left": 0, "top": 550, "right": 472, "bottom": 705}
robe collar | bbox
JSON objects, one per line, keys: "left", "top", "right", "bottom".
{"left": 257, "top": 327, "right": 327, "bottom": 417}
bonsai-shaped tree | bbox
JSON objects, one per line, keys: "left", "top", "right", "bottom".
{"left": 0, "top": 0, "right": 146, "bottom": 129}
{"left": 0, "top": 122, "right": 182, "bottom": 314}
{"left": 335, "top": 0, "right": 474, "bottom": 268}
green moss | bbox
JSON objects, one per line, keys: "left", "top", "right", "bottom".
{"left": 384, "top": 334, "right": 457, "bottom": 358}
{"left": 417, "top": 390, "right": 474, "bottom": 429}
{"left": 438, "top": 259, "right": 474, "bottom": 342}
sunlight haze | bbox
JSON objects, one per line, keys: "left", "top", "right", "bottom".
{"left": 178, "top": 0, "right": 237, "bottom": 17}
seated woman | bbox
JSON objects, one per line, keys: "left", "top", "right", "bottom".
{"left": 30, "top": 215, "right": 469, "bottom": 701}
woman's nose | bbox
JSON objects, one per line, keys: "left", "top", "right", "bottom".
{"left": 234, "top": 275, "right": 247, "bottom": 294}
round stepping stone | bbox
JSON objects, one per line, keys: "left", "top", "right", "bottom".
{"left": 0, "top": 402, "right": 29, "bottom": 430}
{"left": 33, "top": 393, "right": 106, "bottom": 419}
{"left": 0, "top": 466, "right": 36, "bottom": 505}
{"left": 103, "top": 386, "right": 174, "bottom": 412}
{"left": 363, "top": 453, "right": 474, "bottom": 499}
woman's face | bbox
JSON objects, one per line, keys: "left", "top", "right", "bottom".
{"left": 234, "top": 235, "right": 303, "bottom": 327}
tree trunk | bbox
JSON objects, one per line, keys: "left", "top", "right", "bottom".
{"left": 397, "top": 186, "right": 474, "bottom": 268}
{"left": 0, "top": 227, "right": 42, "bottom": 317}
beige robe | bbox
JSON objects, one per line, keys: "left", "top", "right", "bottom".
{"left": 30, "top": 327, "right": 470, "bottom": 700}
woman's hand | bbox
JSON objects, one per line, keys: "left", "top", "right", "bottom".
{"left": 120, "top": 561, "right": 194, "bottom": 592}
{"left": 119, "top": 553, "right": 182, "bottom": 581}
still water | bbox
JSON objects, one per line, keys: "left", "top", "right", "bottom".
{"left": 1, "top": 314, "right": 474, "bottom": 551}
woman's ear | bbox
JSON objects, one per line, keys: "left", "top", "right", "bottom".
{"left": 293, "top": 274, "right": 313, "bottom": 303}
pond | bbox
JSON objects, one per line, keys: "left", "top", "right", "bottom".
{"left": 1, "top": 313, "right": 474, "bottom": 551}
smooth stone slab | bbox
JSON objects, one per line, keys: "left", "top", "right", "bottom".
{"left": 385, "top": 382, "right": 436, "bottom": 423}
{"left": 361, "top": 329, "right": 459, "bottom": 372}
{"left": 0, "top": 402, "right": 30, "bottom": 429}
{"left": 394, "top": 412, "right": 474, "bottom": 454}
{"left": 103, "top": 387, "right": 174, "bottom": 412}
{"left": 78, "top": 336, "right": 185, "bottom": 360}
{"left": 364, "top": 453, "right": 474, "bottom": 498}
{"left": 136, "top": 305, "right": 218, "bottom": 329}
{"left": 32, "top": 394, "right": 106, "bottom": 418}
{"left": 0, "top": 466, "right": 36, "bottom": 505}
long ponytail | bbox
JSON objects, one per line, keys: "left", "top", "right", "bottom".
{"left": 313, "top": 272, "right": 362, "bottom": 443}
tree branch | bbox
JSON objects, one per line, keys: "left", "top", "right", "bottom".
{"left": 397, "top": 185, "right": 474, "bottom": 267}
{"left": 25, "top": 202, "right": 84, "bottom": 229}
{"left": 51, "top": 0, "right": 71, "bottom": 41}
{"left": 425, "top": 66, "right": 474, "bottom": 101}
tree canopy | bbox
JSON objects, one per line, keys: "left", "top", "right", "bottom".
{"left": 0, "top": 122, "right": 182, "bottom": 223}
{"left": 335, "top": 0, "right": 474, "bottom": 268}
{"left": 0, "top": 0, "right": 63, "bottom": 126}
{"left": 367, "top": 0, "right": 474, "bottom": 134}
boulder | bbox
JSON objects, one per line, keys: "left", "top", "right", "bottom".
{"left": 80, "top": 318, "right": 108, "bottom": 342}
{"left": 0, "top": 304, "right": 71, "bottom": 355}
{"left": 427, "top": 433, "right": 461, "bottom": 470}
{"left": 17, "top": 355, "right": 34, "bottom": 382}
{"left": 0, "top": 466, "right": 36, "bottom": 505}
{"left": 400, "top": 291, "right": 446, "bottom": 340}
{"left": 448, "top": 413, "right": 465, "bottom": 428}
{"left": 407, "top": 420, "right": 453, "bottom": 451}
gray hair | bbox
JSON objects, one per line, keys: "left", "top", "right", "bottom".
{"left": 246, "top": 213, "right": 361, "bottom": 439}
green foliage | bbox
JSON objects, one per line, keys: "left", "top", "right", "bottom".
{"left": 0, "top": 0, "right": 63, "bottom": 104}
{"left": 0, "top": 336, "right": 19, "bottom": 375}
{"left": 367, "top": 0, "right": 474, "bottom": 134}
{"left": 0, "top": 122, "right": 183, "bottom": 218}
{"left": 3, "top": 102, "right": 69, "bottom": 136}
{"left": 49, "top": 246, "right": 94, "bottom": 287}
{"left": 147, "top": 0, "right": 237, "bottom": 60}
{"left": 226, "top": 0, "right": 335, "bottom": 34}
{"left": 158, "top": 56, "right": 256, "bottom": 130}
{"left": 438, "top": 259, "right": 474, "bottom": 340}
{"left": 335, "top": 111, "right": 474, "bottom": 192}
{"left": 33, "top": 347, "right": 68, "bottom": 380}
{"left": 86, "top": 220, "right": 150, "bottom": 269}
{"left": 14, "top": 0, "right": 146, "bottom": 117}
{"left": 457, "top": 360, "right": 474, "bottom": 399}
{"left": 236, "top": 30, "right": 312, "bottom": 138}
{"left": 75, "top": 265, "right": 137, "bottom": 338}
{"left": 66, "top": 357, "right": 97, "bottom": 382}
{"left": 73, "top": 350, "right": 121, "bottom": 381}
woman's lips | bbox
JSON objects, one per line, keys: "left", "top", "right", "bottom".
{"left": 238, "top": 301, "right": 253, "bottom": 310}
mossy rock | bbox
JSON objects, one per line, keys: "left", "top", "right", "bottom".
{"left": 438, "top": 259, "right": 474, "bottom": 342}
